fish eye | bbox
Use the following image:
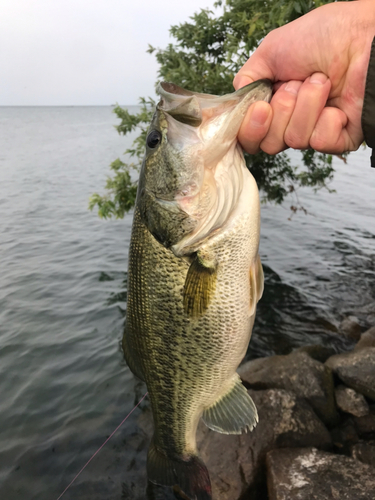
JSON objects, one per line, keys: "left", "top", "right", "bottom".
{"left": 146, "top": 130, "right": 162, "bottom": 149}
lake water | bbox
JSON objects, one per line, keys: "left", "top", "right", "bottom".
{"left": 0, "top": 106, "right": 374, "bottom": 499}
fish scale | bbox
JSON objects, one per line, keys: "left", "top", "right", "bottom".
{"left": 123, "top": 80, "right": 272, "bottom": 499}
{"left": 125, "top": 207, "right": 255, "bottom": 442}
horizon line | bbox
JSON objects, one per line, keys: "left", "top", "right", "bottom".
{"left": 0, "top": 104, "right": 140, "bottom": 107}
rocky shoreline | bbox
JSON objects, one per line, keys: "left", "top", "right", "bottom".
{"left": 203, "top": 325, "right": 375, "bottom": 500}
{"left": 123, "top": 321, "right": 375, "bottom": 500}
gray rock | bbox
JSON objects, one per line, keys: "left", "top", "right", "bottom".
{"left": 137, "top": 406, "right": 154, "bottom": 438}
{"left": 266, "top": 447, "right": 375, "bottom": 500}
{"left": 292, "top": 344, "right": 336, "bottom": 363}
{"left": 326, "top": 348, "right": 375, "bottom": 401}
{"left": 330, "top": 418, "right": 359, "bottom": 454}
{"left": 354, "top": 411, "right": 375, "bottom": 438}
{"left": 351, "top": 440, "right": 375, "bottom": 468}
{"left": 335, "top": 385, "right": 370, "bottom": 417}
{"left": 339, "top": 315, "right": 362, "bottom": 341}
{"left": 239, "top": 351, "right": 338, "bottom": 426}
{"left": 354, "top": 326, "right": 375, "bottom": 351}
{"left": 197, "top": 389, "right": 331, "bottom": 500}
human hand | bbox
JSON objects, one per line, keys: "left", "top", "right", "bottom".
{"left": 233, "top": 0, "right": 375, "bottom": 155}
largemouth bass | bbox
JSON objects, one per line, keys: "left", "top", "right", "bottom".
{"left": 123, "top": 79, "right": 272, "bottom": 500}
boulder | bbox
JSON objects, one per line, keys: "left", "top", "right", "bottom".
{"left": 351, "top": 440, "right": 375, "bottom": 468}
{"left": 266, "top": 447, "right": 375, "bottom": 500}
{"left": 197, "top": 389, "right": 331, "bottom": 500}
{"left": 326, "top": 348, "right": 375, "bottom": 401}
{"left": 354, "top": 411, "right": 375, "bottom": 439}
{"left": 335, "top": 385, "right": 369, "bottom": 417}
{"left": 136, "top": 390, "right": 331, "bottom": 500}
{"left": 292, "top": 344, "right": 336, "bottom": 363}
{"left": 354, "top": 326, "right": 375, "bottom": 351}
{"left": 338, "top": 316, "right": 362, "bottom": 341}
{"left": 330, "top": 417, "right": 359, "bottom": 455}
{"left": 239, "top": 351, "right": 338, "bottom": 426}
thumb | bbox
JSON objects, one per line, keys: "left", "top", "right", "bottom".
{"left": 233, "top": 50, "right": 277, "bottom": 89}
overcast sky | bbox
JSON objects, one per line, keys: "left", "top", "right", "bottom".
{"left": 1, "top": 0, "right": 217, "bottom": 106}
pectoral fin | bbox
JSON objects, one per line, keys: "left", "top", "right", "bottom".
{"left": 249, "top": 255, "right": 264, "bottom": 316}
{"left": 183, "top": 252, "right": 217, "bottom": 318}
{"left": 202, "top": 374, "right": 258, "bottom": 434}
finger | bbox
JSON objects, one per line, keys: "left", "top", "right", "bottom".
{"left": 233, "top": 57, "right": 275, "bottom": 90}
{"left": 284, "top": 73, "right": 331, "bottom": 150}
{"left": 260, "top": 80, "right": 303, "bottom": 155}
{"left": 234, "top": 75, "right": 255, "bottom": 89}
{"left": 237, "top": 101, "right": 272, "bottom": 154}
{"left": 233, "top": 27, "right": 312, "bottom": 91}
{"left": 310, "top": 106, "right": 353, "bottom": 154}
{"left": 273, "top": 81, "right": 286, "bottom": 92}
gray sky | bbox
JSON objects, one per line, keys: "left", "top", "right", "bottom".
{"left": 1, "top": 0, "right": 217, "bottom": 105}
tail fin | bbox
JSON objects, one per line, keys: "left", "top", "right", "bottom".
{"left": 147, "top": 440, "right": 212, "bottom": 500}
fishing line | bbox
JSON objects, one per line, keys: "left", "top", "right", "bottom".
{"left": 56, "top": 392, "right": 148, "bottom": 500}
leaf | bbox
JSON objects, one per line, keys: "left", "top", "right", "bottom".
{"left": 248, "top": 23, "right": 256, "bottom": 37}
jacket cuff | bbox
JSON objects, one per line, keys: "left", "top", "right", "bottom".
{"left": 361, "top": 37, "right": 375, "bottom": 167}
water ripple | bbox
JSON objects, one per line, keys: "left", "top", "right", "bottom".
{"left": 0, "top": 107, "right": 374, "bottom": 498}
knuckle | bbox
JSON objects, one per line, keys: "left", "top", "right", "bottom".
{"left": 273, "top": 94, "right": 297, "bottom": 115}
{"left": 241, "top": 141, "right": 260, "bottom": 155}
{"left": 309, "top": 133, "right": 328, "bottom": 152}
{"left": 284, "top": 129, "right": 308, "bottom": 150}
{"left": 261, "top": 139, "right": 283, "bottom": 155}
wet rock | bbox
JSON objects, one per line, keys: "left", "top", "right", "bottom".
{"left": 137, "top": 406, "right": 154, "bottom": 438}
{"left": 330, "top": 417, "right": 359, "bottom": 454}
{"left": 350, "top": 441, "right": 375, "bottom": 467}
{"left": 326, "top": 348, "right": 375, "bottom": 401}
{"left": 354, "top": 411, "right": 375, "bottom": 439}
{"left": 335, "top": 385, "right": 369, "bottom": 417}
{"left": 339, "top": 315, "right": 362, "bottom": 341}
{"left": 239, "top": 351, "right": 338, "bottom": 426}
{"left": 146, "top": 482, "right": 185, "bottom": 500}
{"left": 351, "top": 440, "right": 375, "bottom": 467}
{"left": 266, "top": 447, "right": 375, "bottom": 500}
{"left": 197, "top": 389, "right": 331, "bottom": 500}
{"left": 292, "top": 344, "right": 336, "bottom": 363}
{"left": 354, "top": 326, "right": 375, "bottom": 351}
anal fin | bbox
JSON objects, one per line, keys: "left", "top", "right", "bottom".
{"left": 202, "top": 375, "right": 258, "bottom": 434}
